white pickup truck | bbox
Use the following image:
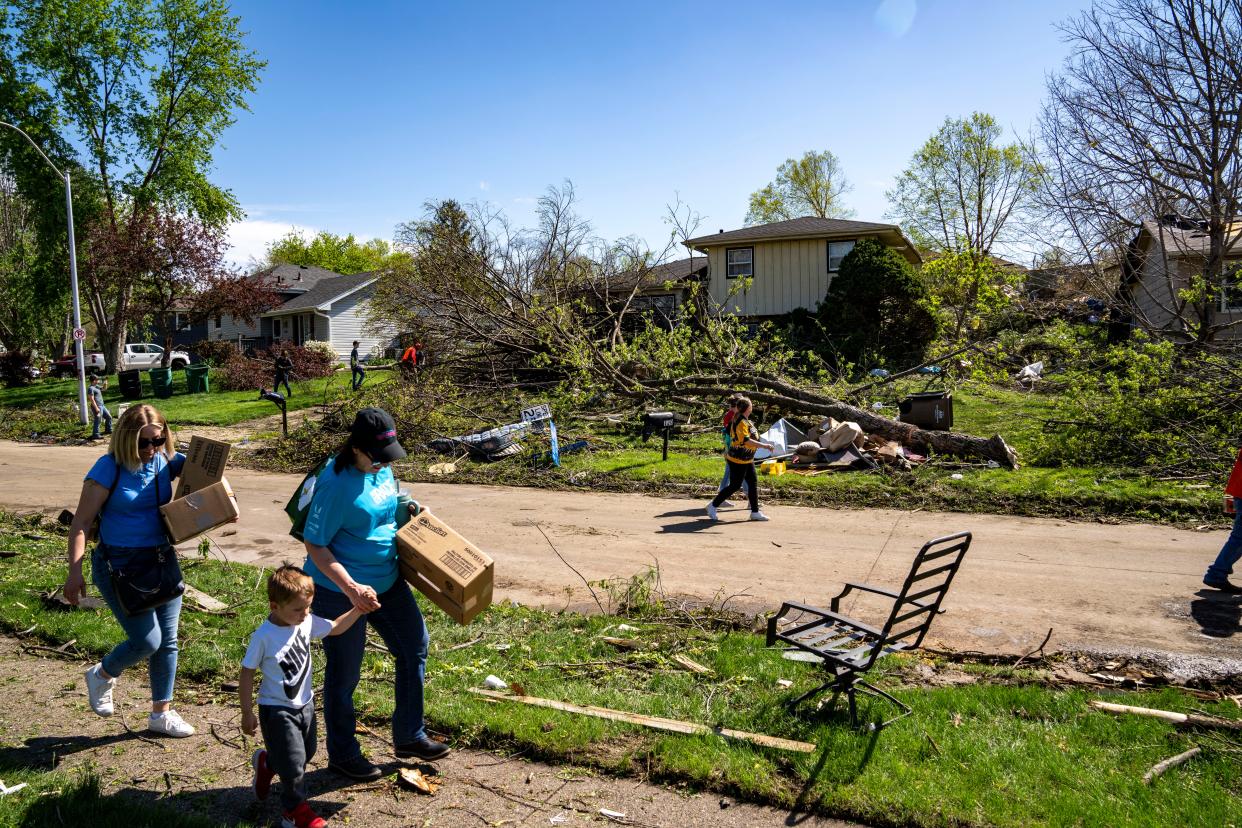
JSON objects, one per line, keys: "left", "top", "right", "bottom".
{"left": 120, "top": 343, "right": 191, "bottom": 371}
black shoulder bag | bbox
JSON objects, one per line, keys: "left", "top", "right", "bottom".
{"left": 103, "top": 459, "right": 185, "bottom": 616}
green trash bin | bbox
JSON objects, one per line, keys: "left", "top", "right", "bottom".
{"left": 185, "top": 363, "right": 209, "bottom": 394}
{"left": 148, "top": 367, "right": 173, "bottom": 399}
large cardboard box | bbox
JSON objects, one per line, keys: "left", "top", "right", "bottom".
{"left": 175, "top": 436, "right": 231, "bottom": 499}
{"left": 161, "top": 478, "right": 240, "bottom": 543}
{"left": 399, "top": 560, "right": 492, "bottom": 624}
{"left": 396, "top": 511, "right": 493, "bottom": 621}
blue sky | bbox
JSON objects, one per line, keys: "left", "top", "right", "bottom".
{"left": 219, "top": 0, "right": 1092, "bottom": 267}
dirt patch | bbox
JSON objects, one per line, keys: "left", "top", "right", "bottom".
{"left": 0, "top": 635, "right": 855, "bottom": 827}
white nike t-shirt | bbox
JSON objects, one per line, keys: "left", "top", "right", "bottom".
{"left": 242, "top": 615, "right": 334, "bottom": 708}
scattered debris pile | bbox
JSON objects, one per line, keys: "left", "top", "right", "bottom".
{"left": 755, "top": 416, "right": 929, "bottom": 475}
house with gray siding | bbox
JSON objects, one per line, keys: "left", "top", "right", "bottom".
{"left": 208, "top": 263, "right": 347, "bottom": 348}
{"left": 262, "top": 272, "right": 397, "bottom": 361}
{"left": 1120, "top": 216, "right": 1242, "bottom": 341}
{"left": 683, "top": 217, "right": 922, "bottom": 318}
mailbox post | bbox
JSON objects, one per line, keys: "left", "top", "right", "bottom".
{"left": 641, "top": 411, "right": 677, "bottom": 461}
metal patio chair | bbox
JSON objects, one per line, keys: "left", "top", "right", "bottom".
{"left": 766, "top": 531, "right": 971, "bottom": 730}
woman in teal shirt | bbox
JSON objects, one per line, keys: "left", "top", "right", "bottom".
{"left": 304, "top": 408, "right": 450, "bottom": 780}
{"left": 62, "top": 403, "right": 195, "bottom": 738}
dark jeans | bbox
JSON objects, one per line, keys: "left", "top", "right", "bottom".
{"left": 275, "top": 371, "right": 292, "bottom": 397}
{"left": 1206, "top": 498, "right": 1242, "bottom": 582}
{"left": 90, "top": 544, "right": 182, "bottom": 702}
{"left": 712, "top": 462, "right": 758, "bottom": 512}
{"left": 260, "top": 701, "right": 316, "bottom": 811}
{"left": 351, "top": 366, "right": 365, "bottom": 390}
{"left": 312, "top": 579, "right": 428, "bottom": 763}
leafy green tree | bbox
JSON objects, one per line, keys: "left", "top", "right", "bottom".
{"left": 887, "top": 113, "right": 1038, "bottom": 258}
{"left": 745, "top": 150, "right": 854, "bottom": 224}
{"left": 0, "top": 174, "right": 69, "bottom": 355}
{"left": 7, "top": 0, "right": 265, "bottom": 371}
{"left": 266, "top": 229, "right": 409, "bottom": 274}
{"left": 817, "top": 238, "right": 938, "bottom": 370}
{"left": 921, "top": 250, "right": 1025, "bottom": 340}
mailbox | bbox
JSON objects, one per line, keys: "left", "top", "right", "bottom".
{"left": 641, "top": 411, "right": 678, "bottom": 461}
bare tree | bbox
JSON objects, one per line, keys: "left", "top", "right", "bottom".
{"left": 1036, "top": 0, "right": 1242, "bottom": 343}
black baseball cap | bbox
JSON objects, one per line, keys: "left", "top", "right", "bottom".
{"left": 350, "top": 408, "right": 407, "bottom": 463}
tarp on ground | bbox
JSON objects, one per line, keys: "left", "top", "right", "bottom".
{"left": 754, "top": 418, "right": 806, "bottom": 461}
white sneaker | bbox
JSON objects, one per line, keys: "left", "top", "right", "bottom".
{"left": 85, "top": 663, "right": 115, "bottom": 717}
{"left": 148, "top": 709, "right": 195, "bottom": 737}
{"left": 749, "top": 511, "right": 770, "bottom": 522}
{"left": 706, "top": 502, "right": 718, "bottom": 521}
{"left": 720, "top": 500, "right": 737, "bottom": 508}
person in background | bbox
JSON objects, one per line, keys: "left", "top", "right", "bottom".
{"left": 716, "top": 393, "right": 750, "bottom": 508}
{"left": 707, "top": 396, "right": 773, "bottom": 523}
{"left": 1204, "top": 446, "right": 1242, "bottom": 593}
{"left": 302, "top": 408, "right": 449, "bottom": 781}
{"left": 88, "top": 374, "right": 112, "bottom": 440}
{"left": 350, "top": 341, "right": 365, "bottom": 391}
{"left": 274, "top": 349, "right": 294, "bottom": 398}
{"left": 62, "top": 404, "right": 196, "bottom": 737}
{"left": 399, "top": 343, "right": 417, "bottom": 377}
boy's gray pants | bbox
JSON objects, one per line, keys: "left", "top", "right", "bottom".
{"left": 259, "top": 701, "right": 317, "bottom": 810}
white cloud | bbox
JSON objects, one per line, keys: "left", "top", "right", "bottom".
{"left": 478, "top": 180, "right": 490, "bottom": 191}
{"left": 225, "top": 219, "right": 316, "bottom": 270}
{"left": 874, "top": 0, "right": 917, "bottom": 37}
{"left": 512, "top": 196, "right": 536, "bottom": 204}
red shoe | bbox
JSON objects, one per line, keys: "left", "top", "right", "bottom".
{"left": 251, "top": 749, "right": 274, "bottom": 800}
{"left": 281, "top": 802, "right": 327, "bottom": 828}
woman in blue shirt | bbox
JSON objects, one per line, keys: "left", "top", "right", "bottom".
{"left": 303, "top": 408, "right": 450, "bottom": 780}
{"left": 62, "top": 403, "right": 195, "bottom": 737}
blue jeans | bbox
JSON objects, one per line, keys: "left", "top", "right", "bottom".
{"left": 313, "top": 579, "right": 429, "bottom": 763}
{"left": 90, "top": 545, "right": 182, "bottom": 703}
{"left": 1205, "top": 499, "right": 1242, "bottom": 583}
{"left": 91, "top": 407, "right": 112, "bottom": 438}
{"left": 275, "top": 372, "right": 292, "bottom": 396}
{"left": 351, "top": 366, "right": 365, "bottom": 390}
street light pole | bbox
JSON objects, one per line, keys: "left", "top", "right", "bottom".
{"left": 1, "top": 121, "right": 88, "bottom": 424}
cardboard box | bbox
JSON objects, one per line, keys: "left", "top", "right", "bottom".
{"left": 395, "top": 511, "right": 493, "bottom": 613}
{"left": 161, "top": 478, "right": 240, "bottom": 543}
{"left": 399, "top": 560, "right": 492, "bottom": 624}
{"left": 175, "top": 436, "right": 231, "bottom": 499}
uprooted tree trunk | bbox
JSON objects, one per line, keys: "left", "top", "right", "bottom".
{"left": 653, "top": 371, "right": 1020, "bottom": 469}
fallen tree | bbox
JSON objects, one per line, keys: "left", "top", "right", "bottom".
{"left": 651, "top": 371, "right": 1019, "bottom": 469}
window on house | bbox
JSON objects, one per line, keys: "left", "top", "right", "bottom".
{"left": 1220, "top": 264, "right": 1242, "bottom": 312}
{"left": 726, "top": 247, "right": 753, "bottom": 279}
{"left": 828, "top": 240, "right": 856, "bottom": 272}
{"left": 272, "top": 318, "right": 282, "bottom": 338}
{"left": 214, "top": 316, "right": 221, "bottom": 328}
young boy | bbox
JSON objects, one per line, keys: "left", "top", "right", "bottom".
{"left": 241, "top": 565, "right": 366, "bottom": 828}
{"left": 87, "top": 374, "right": 111, "bottom": 440}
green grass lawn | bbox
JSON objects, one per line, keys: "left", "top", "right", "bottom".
{"left": 0, "top": 370, "right": 394, "bottom": 432}
{"left": 0, "top": 512, "right": 1237, "bottom": 827}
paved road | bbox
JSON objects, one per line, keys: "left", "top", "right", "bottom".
{"left": 3, "top": 441, "right": 1238, "bottom": 659}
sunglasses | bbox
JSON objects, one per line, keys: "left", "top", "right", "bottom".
{"left": 138, "top": 436, "right": 167, "bottom": 449}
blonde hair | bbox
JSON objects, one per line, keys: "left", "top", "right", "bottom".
{"left": 268, "top": 564, "right": 315, "bottom": 604}
{"left": 108, "top": 404, "right": 176, "bottom": 472}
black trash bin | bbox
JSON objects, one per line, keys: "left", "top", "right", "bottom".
{"left": 118, "top": 369, "right": 143, "bottom": 400}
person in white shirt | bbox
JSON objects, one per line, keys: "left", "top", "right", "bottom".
{"left": 239, "top": 565, "right": 367, "bottom": 828}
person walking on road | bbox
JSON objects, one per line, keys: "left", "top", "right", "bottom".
{"left": 707, "top": 396, "right": 773, "bottom": 523}
{"left": 274, "top": 349, "right": 294, "bottom": 398}
{"left": 88, "top": 374, "right": 112, "bottom": 440}
{"left": 1204, "top": 447, "right": 1242, "bottom": 593}
{"left": 350, "top": 341, "right": 365, "bottom": 391}
{"left": 62, "top": 404, "right": 196, "bottom": 737}
{"left": 302, "top": 408, "right": 449, "bottom": 781}
{"left": 716, "top": 394, "right": 750, "bottom": 508}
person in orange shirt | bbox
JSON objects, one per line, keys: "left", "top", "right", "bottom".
{"left": 1204, "top": 448, "right": 1242, "bottom": 593}
{"left": 399, "top": 344, "right": 418, "bottom": 376}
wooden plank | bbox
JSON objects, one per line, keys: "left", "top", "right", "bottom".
{"left": 183, "top": 584, "right": 228, "bottom": 612}
{"left": 468, "top": 688, "right": 815, "bottom": 753}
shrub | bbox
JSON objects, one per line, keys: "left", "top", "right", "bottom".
{"left": 217, "top": 343, "right": 337, "bottom": 392}
{"left": 302, "top": 340, "right": 339, "bottom": 363}
{"left": 0, "top": 349, "right": 37, "bottom": 387}
{"left": 189, "top": 339, "right": 240, "bottom": 367}
{"left": 217, "top": 351, "right": 270, "bottom": 391}
{"left": 817, "top": 239, "right": 938, "bottom": 372}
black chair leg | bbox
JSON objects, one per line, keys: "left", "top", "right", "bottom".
{"left": 853, "top": 680, "right": 912, "bottom": 730}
